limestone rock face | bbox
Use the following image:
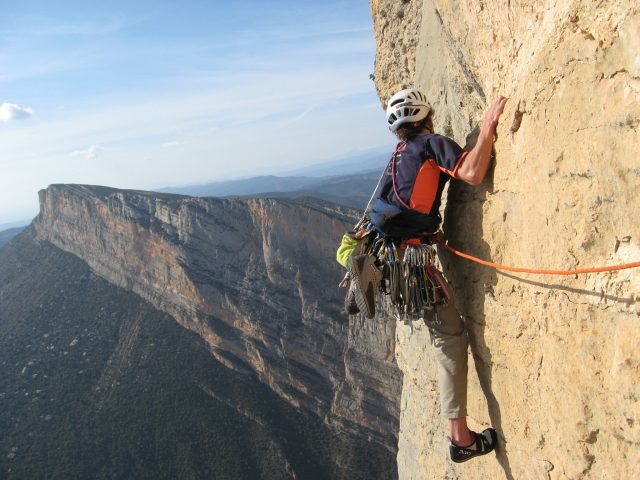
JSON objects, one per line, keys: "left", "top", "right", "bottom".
{"left": 370, "top": 0, "right": 639, "bottom": 478}
{"left": 370, "top": 0, "right": 424, "bottom": 105}
{"left": 33, "top": 184, "right": 401, "bottom": 451}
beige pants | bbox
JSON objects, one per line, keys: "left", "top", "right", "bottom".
{"left": 423, "top": 291, "right": 469, "bottom": 419}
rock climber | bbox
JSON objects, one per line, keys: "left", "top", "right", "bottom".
{"left": 347, "top": 87, "right": 507, "bottom": 463}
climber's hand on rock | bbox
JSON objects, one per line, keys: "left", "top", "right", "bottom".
{"left": 483, "top": 96, "right": 508, "bottom": 131}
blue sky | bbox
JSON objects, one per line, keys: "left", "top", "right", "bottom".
{"left": 0, "top": 0, "right": 392, "bottom": 224}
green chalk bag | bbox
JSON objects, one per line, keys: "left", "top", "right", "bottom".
{"left": 336, "top": 234, "right": 360, "bottom": 268}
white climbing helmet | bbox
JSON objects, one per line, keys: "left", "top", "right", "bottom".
{"left": 385, "top": 88, "right": 432, "bottom": 132}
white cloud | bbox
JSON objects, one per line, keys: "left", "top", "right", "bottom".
{"left": 0, "top": 103, "right": 33, "bottom": 122}
{"left": 162, "top": 141, "right": 181, "bottom": 148}
{"left": 70, "top": 145, "right": 102, "bottom": 159}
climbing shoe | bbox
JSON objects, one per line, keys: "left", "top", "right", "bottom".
{"left": 347, "top": 254, "right": 382, "bottom": 319}
{"left": 345, "top": 280, "right": 360, "bottom": 315}
{"left": 449, "top": 428, "right": 498, "bottom": 463}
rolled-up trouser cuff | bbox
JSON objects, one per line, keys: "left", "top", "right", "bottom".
{"left": 441, "top": 407, "right": 468, "bottom": 419}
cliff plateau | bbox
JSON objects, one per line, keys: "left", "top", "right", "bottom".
{"left": 370, "top": 0, "right": 639, "bottom": 478}
{"left": 32, "top": 185, "right": 401, "bottom": 454}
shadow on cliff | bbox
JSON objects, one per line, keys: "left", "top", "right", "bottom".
{"left": 499, "top": 272, "right": 635, "bottom": 305}
{"left": 441, "top": 126, "right": 515, "bottom": 480}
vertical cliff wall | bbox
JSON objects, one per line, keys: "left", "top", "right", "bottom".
{"left": 33, "top": 185, "right": 401, "bottom": 452}
{"left": 370, "top": 0, "right": 639, "bottom": 478}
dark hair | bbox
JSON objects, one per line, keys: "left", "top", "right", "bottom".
{"left": 395, "top": 113, "right": 433, "bottom": 141}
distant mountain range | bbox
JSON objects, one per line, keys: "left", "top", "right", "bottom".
{"left": 157, "top": 147, "right": 391, "bottom": 210}
{"left": 0, "top": 220, "right": 32, "bottom": 230}
{"left": 275, "top": 146, "right": 392, "bottom": 177}
{"left": 158, "top": 170, "right": 383, "bottom": 210}
{"left": 0, "top": 227, "right": 25, "bottom": 248}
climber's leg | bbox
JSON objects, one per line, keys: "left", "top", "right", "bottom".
{"left": 426, "top": 297, "right": 469, "bottom": 421}
{"left": 425, "top": 285, "right": 498, "bottom": 461}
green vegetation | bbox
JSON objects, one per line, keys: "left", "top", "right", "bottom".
{"left": 443, "top": 117, "right": 454, "bottom": 138}
{"left": 0, "top": 229, "right": 397, "bottom": 479}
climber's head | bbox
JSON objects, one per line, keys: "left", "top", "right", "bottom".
{"left": 386, "top": 88, "right": 434, "bottom": 141}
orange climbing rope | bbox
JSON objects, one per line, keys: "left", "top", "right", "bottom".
{"left": 439, "top": 242, "right": 640, "bottom": 275}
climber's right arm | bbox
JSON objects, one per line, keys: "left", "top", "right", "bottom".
{"left": 455, "top": 96, "right": 508, "bottom": 186}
